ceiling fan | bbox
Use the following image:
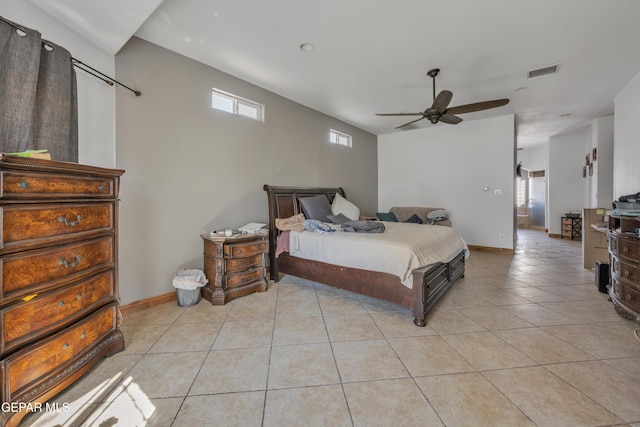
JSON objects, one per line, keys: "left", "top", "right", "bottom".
{"left": 376, "top": 68, "right": 510, "bottom": 129}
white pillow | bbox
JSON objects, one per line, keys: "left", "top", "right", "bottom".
{"left": 331, "top": 193, "right": 360, "bottom": 221}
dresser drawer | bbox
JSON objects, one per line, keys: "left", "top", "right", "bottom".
{"left": 1, "top": 203, "right": 113, "bottom": 253}
{"left": 225, "top": 254, "right": 264, "bottom": 273}
{"left": 0, "top": 171, "right": 116, "bottom": 200}
{"left": 1, "top": 237, "right": 114, "bottom": 302}
{"left": 619, "top": 261, "right": 640, "bottom": 286}
{"left": 622, "top": 285, "right": 640, "bottom": 311}
{"left": 225, "top": 267, "right": 266, "bottom": 289}
{"left": 223, "top": 239, "right": 267, "bottom": 259}
{"left": 617, "top": 238, "right": 640, "bottom": 262}
{"left": 0, "top": 270, "right": 114, "bottom": 356}
{"left": 1, "top": 302, "right": 118, "bottom": 400}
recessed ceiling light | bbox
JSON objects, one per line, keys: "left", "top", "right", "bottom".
{"left": 515, "top": 86, "right": 528, "bottom": 92}
{"left": 299, "top": 43, "right": 315, "bottom": 52}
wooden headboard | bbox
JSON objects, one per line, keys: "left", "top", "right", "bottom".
{"left": 263, "top": 185, "right": 346, "bottom": 280}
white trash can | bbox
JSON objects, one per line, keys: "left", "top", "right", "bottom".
{"left": 172, "top": 269, "right": 208, "bottom": 307}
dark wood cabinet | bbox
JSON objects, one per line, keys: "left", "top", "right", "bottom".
{"left": 608, "top": 213, "right": 640, "bottom": 323}
{"left": 201, "top": 233, "right": 268, "bottom": 305}
{"left": 0, "top": 155, "right": 124, "bottom": 426}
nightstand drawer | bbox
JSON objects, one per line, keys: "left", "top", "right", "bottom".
{"left": 1, "top": 302, "right": 118, "bottom": 400}
{"left": 225, "top": 254, "right": 264, "bottom": 273}
{"left": 224, "top": 240, "right": 267, "bottom": 259}
{"left": 0, "top": 171, "right": 116, "bottom": 200}
{"left": 1, "top": 203, "right": 114, "bottom": 253}
{"left": 0, "top": 270, "right": 114, "bottom": 356}
{"left": 225, "top": 267, "right": 266, "bottom": 289}
{"left": 1, "top": 236, "right": 114, "bottom": 302}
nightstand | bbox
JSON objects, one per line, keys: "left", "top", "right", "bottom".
{"left": 200, "top": 233, "right": 268, "bottom": 304}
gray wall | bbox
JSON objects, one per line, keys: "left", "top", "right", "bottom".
{"left": 115, "top": 37, "right": 377, "bottom": 304}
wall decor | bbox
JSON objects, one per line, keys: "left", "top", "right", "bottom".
{"left": 583, "top": 166, "right": 587, "bottom": 178}
{"left": 586, "top": 153, "right": 590, "bottom": 164}
{"left": 592, "top": 147, "right": 597, "bottom": 161}
{"left": 589, "top": 163, "right": 593, "bottom": 176}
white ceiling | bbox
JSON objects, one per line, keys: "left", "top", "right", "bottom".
{"left": 32, "top": 0, "right": 640, "bottom": 148}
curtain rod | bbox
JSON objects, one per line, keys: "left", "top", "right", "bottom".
{"left": 0, "top": 15, "right": 141, "bottom": 97}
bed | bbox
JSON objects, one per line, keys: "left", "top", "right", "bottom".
{"left": 263, "top": 185, "right": 467, "bottom": 326}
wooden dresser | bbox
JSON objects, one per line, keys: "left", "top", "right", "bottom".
{"left": 201, "top": 233, "right": 268, "bottom": 305}
{"left": 608, "top": 213, "right": 640, "bottom": 323}
{"left": 0, "top": 155, "right": 125, "bottom": 426}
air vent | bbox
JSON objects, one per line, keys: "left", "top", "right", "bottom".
{"left": 527, "top": 64, "right": 559, "bottom": 79}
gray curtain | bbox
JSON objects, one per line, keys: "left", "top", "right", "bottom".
{"left": 0, "top": 16, "right": 78, "bottom": 162}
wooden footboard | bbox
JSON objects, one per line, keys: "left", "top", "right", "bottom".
{"left": 276, "top": 250, "right": 464, "bottom": 326}
{"left": 412, "top": 251, "right": 465, "bottom": 326}
{"left": 263, "top": 184, "right": 465, "bottom": 326}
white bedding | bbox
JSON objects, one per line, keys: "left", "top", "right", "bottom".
{"left": 288, "top": 222, "right": 469, "bottom": 288}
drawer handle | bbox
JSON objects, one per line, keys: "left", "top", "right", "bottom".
{"left": 625, "top": 271, "right": 631, "bottom": 277}
{"left": 18, "top": 180, "right": 29, "bottom": 189}
{"left": 58, "top": 254, "right": 82, "bottom": 268}
{"left": 627, "top": 294, "right": 634, "bottom": 301}
{"left": 63, "top": 343, "right": 69, "bottom": 350}
{"left": 59, "top": 301, "right": 65, "bottom": 307}
{"left": 58, "top": 215, "right": 82, "bottom": 227}
{"left": 81, "top": 332, "right": 86, "bottom": 339}
{"left": 623, "top": 247, "right": 629, "bottom": 253}
{"left": 98, "top": 184, "right": 106, "bottom": 191}
{"left": 77, "top": 293, "right": 83, "bottom": 299}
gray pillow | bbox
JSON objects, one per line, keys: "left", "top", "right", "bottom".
{"left": 327, "top": 213, "right": 351, "bottom": 224}
{"left": 404, "top": 213, "right": 423, "bottom": 224}
{"left": 299, "top": 195, "right": 332, "bottom": 222}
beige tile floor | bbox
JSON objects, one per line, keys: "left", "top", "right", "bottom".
{"left": 21, "top": 229, "right": 640, "bottom": 426}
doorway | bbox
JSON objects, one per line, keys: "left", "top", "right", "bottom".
{"left": 517, "top": 168, "right": 546, "bottom": 231}
{"left": 528, "top": 170, "right": 546, "bottom": 230}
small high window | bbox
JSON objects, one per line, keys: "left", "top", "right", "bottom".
{"left": 329, "top": 129, "right": 352, "bottom": 147}
{"left": 212, "top": 88, "right": 264, "bottom": 122}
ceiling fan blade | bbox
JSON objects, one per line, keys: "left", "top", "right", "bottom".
{"left": 395, "top": 116, "right": 426, "bottom": 129}
{"left": 446, "top": 98, "right": 509, "bottom": 115}
{"left": 432, "top": 90, "right": 453, "bottom": 112}
{"left": 375, "top": 112, "right": 424, "bottom": 116}
{"left": 439, "top": 114, "right": 463, "bottom": 125}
